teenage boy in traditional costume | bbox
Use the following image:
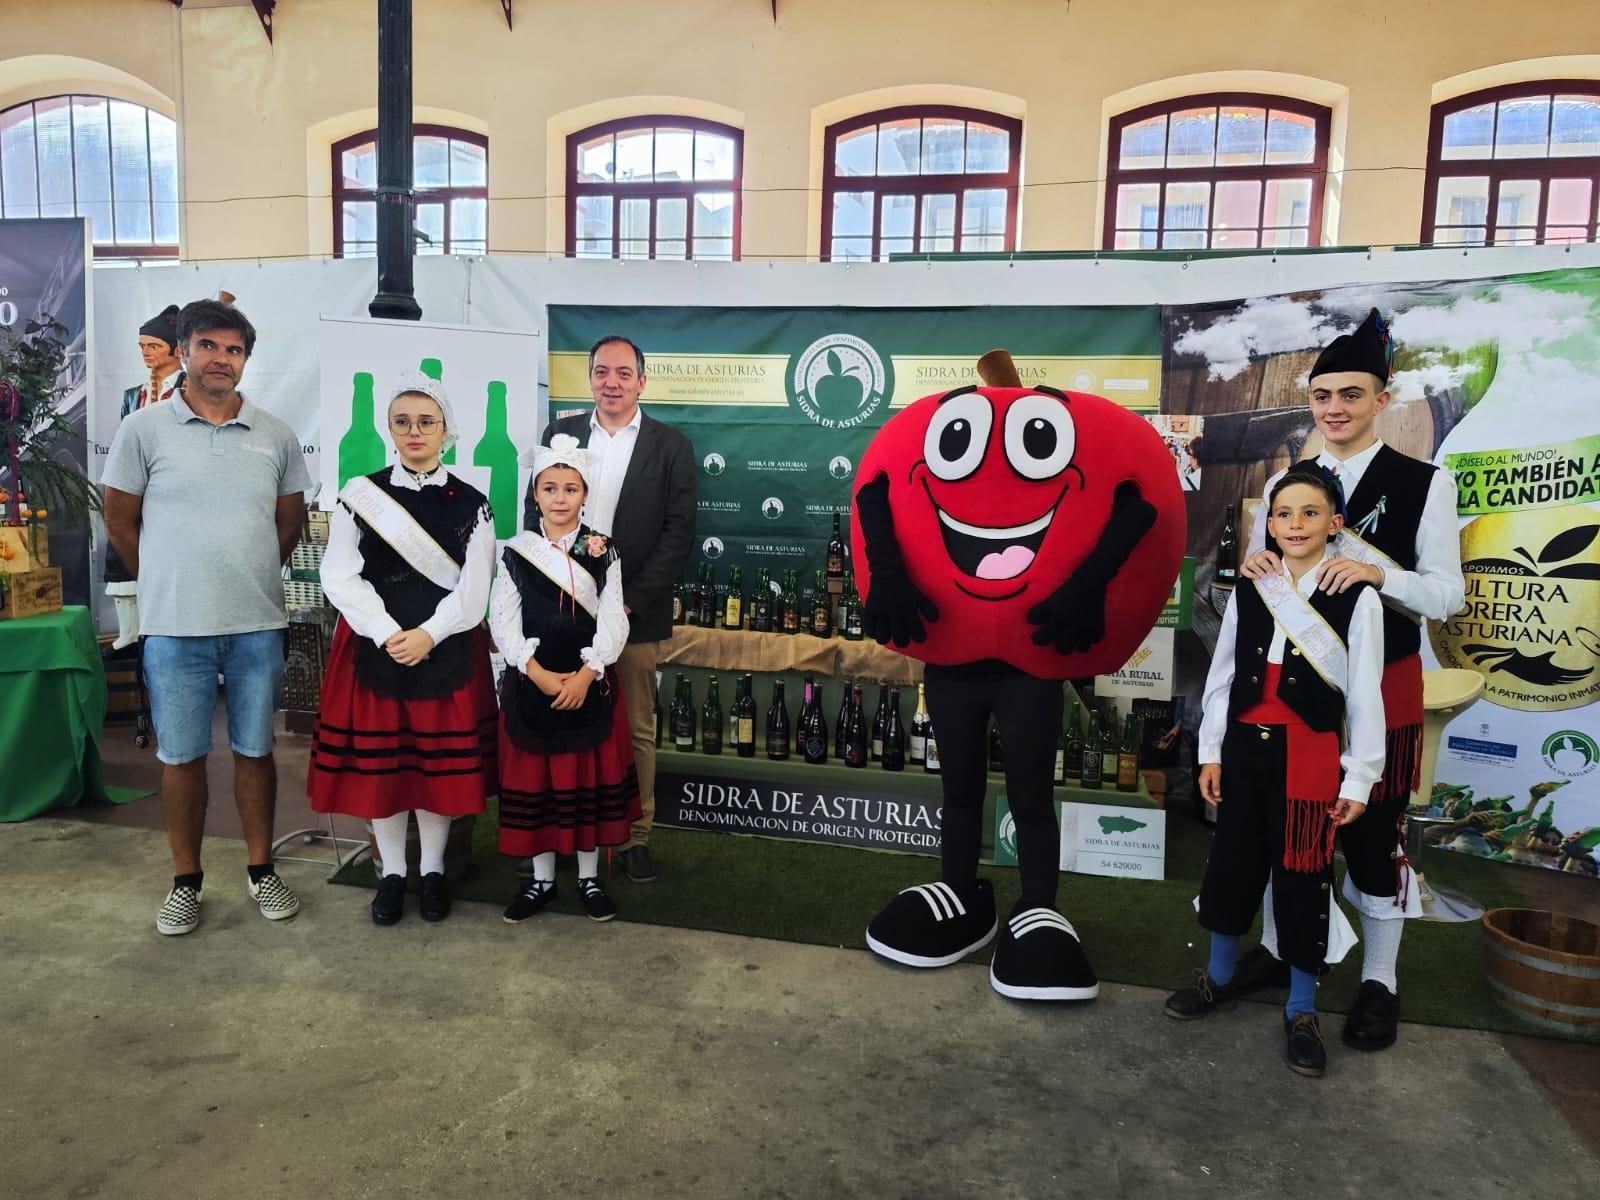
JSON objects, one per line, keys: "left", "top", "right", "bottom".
{"left": 309, "top": 372, "right": 499, "bottom": 925}
{"left": 492, "top": 434, "right": 640, "bottom": 924}
{"left": 1166, "top": 464, "right": 1385, "bottom": 1077}
{"left": 1232, "top": 309, "right": 1465, "bottom": 1053}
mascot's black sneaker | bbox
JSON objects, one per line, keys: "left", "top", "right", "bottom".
{"left": 989, "top": 903, "right": 1099, "bottom": 1002}
{"left": 865, "top": 879, "right": 997, "bottom": 968}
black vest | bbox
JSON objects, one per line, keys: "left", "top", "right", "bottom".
{"left": 1268, "top": 445, "right": 1437, "bottom": 663}
{"left": 343, "top": 470, "right": 489, "bottom": 699}
{"left": 1226, "top": 578, "right": 1369, "bottom": 734}
{"left": 499, "top": 527, "right": 620, "bottom": 753}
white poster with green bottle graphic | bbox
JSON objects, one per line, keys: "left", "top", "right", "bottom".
{"left": 992, "top": 797, "right": 1167, "bottom": 880}
{"left": 1162, "top": 267, "right": 1600, "bottom": 877}
{"left": 319, "top": 316, "right": 539, "bottom": 539}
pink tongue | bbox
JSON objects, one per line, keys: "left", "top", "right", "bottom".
{"left": 977, "top": 545, "right": 1035, "bottom": 580}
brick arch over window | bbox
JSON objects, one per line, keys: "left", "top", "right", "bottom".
{"left": 0, "top": 94, "right": 179, "bottom": 256}
{"left": 821, "top": 105, "right": 1021, "bottom": 261}
{"left": 333, "top": 125, "right": 488, "bottom": 257}
{"left": 1104, "top": 93, "right": 1329, "bottom": 250}
{"left": 1424, "top": 81, "right": 1600, "bottom": 246}
{"left": 567, "top": 117, "right": 742, "bottom": 260}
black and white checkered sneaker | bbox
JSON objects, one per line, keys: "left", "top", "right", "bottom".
{"left": 156, "top": 885, "right": 202, "bottom": 936}
{"left": 248, "top": 872, "right": 301, "bottom": 922}
{"left": 865, "top": 879, "right": 997, "bottom": 968}
{"left": 989, "top": 903, "right": 1099, "bottom": 1002}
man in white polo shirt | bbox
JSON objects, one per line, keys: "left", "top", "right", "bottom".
{"left": 103, "top": 299, "right": 311, "bottom": 937}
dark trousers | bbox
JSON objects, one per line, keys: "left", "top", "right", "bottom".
{"left": 924, "top": 662, "right": 1064, "bottom": 909}
{"left": 1197, "top": 723, "right": 1334, "bottom": 975}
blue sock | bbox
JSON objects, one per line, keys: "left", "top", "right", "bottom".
{"left": 1207, "top": 933, "right": 1240, "bottom": 986}
{"left": 1286, "top": 967, "right": 1318, "bottom": 1017}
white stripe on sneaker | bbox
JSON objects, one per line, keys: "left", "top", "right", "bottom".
{"left": 1010, "top": 909, "right": 1080, "bottom": 940}
{"left": 930, "top": 881, "right": 967, "bottom": 918}
{"left": 906, "top": 885, "right": 947, "bottom": 921}
{"left": 914, "top": 883, "right": 955, "bottom": 920}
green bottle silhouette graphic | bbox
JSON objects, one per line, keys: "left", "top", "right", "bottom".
{"left": 337, "top": 371, "right": 385, "bottom": 490}
{"left": 419, "top": 357, "right": 455, "bottom": 465}
{"left": 473, "top": 380, "right": 519, "bottom": 539}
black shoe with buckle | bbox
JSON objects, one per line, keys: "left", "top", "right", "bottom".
{"left": 371, "top": 874, "right": 406, "bottom": 926}
{"left": 419, "top": 871, "right": 451, "bottom": 922}
{"left": 503, "top": 879, "right": 557, "bottom": 923}
{"left": 1284, "top": 1012, "right": 1327, "bottom": 1077}
{"left": 1164, "top": 969, "right": 1238, "bottom": 1020}
{"left": 619, "top": 845, "right": 659, "bottom": 883}
{"left": 1342, "top": 980, "right": 1400, "bottom": 1051}
{"left": 1232, "top": 944, "right": 1292, "bottom": 995}
{"left": 576, "top": 877, "right": 618, "bottom": 922}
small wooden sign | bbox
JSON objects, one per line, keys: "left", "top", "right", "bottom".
{"left": 0, "top": 566, "right": 64, "bottom": 619}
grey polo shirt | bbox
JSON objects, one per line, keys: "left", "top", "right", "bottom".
{"left": 102, "top": 391, "right": 310, "bottom": 637}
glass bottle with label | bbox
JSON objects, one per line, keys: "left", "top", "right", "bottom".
{"left": 908, "top": 682, "right": 929, "bottom": 764}
{"left": 1054, "top": 716, "right": 1068, "bottom": 785}
{"left": 735, "top": 674, "right": 757, "bottom": 759}
{"left": 843, "top": 682, "right": 868, "bottom": 768}
{"left": 882, "top": 686, "right": 906, "bottom": 771}
{"left": 841, "top": 572, "right": 864, "bottom": 640}
{"left": 826, "top": 512, "right": 846, "bottom": 578}
{"left": 1216, "top": 503, "right": 1239, "bottom": 590}
{"left": 780, "top": 570, "right": 802, "bottom": 634}
{"left": 698, "top": 565, "right": 717, "bottom": 628}
{"left": 728, "top": 681, "right": 741, "bottom": 751}
{"left": 751, "top": 568, "right": 772, "bottom": 632}
{"left": 766, "top": 679, "right": 791, "bottom": 760}
{"left": 870, "top": 683, "right": 888, "bottom": 761}
{"left": 1079, "top": 712, "right": 1103, "bottom": 789}
{"left": 801, "top": 678, "right": 829, "bottom": 764}
{"left": 1064, "top": 708, "right": 1083, "bottom": 778}
{"left": 923, "top": 716, "right": 941, "bottom": 774}
{"left": 701, "top": 676, "right": 723, "bottom": 755}
{"left": 834, "top": 678, "right": 852, "bottom": 760}
{"left": 686, "top": 565, "right": 703, "bottom": 627}
{"left": 723, "top": 566, "right": 744, "bottom": 630}
{"left": 1116, "top": 712, "right": 1140, "bottom": 792}
{"left": 671, "top": 674, "right": 696, "bottom": 752}
{"left": 672, "top": 574, "right": 687, "bottom": 626}
{"left": 810, "top": 569, "right": 833, "bottom": 637}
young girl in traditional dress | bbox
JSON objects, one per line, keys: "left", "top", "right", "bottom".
{"left": 1165, "top": 464, "right": 1385, "bottom": 1078}
{"left": 309, "top": 371, "right": 498, "bottom": 925}
{"left": 490, "top": 434, "right": 640, "bottom": 923}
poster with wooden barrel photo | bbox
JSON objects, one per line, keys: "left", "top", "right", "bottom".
{"left": 1161, "top": 268, "right": 1600, "bottom": 875}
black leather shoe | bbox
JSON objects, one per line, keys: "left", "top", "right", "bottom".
{"left": 1164, "top": 969, "right": 1238, "bottom": 1020}
{"left": 1342, "top": 980, "right": 1400, "bottom": 1051}
{"left": 419, "top": 871, "right": 451, "bottom": 922}
{"left": 1284, "top": 1012, "right": 1327, "bottom": 1077}
{"left": 619, "top": 845, "right": 659, "bottom": 883}
{"left": 1232, "top": 945, "right": 1292, "bottom": 995}
{"left": 371, "top": 874, "right": 406, "bottom": 926}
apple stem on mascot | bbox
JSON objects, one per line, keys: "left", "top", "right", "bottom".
{"left": 851, "top": 349, "right": 1186, "bottom": 1001}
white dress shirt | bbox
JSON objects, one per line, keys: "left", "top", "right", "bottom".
{"left": 1199, "top": 550, "right": 1387, "bottom": 806}
{"left": 488, "top": 524, "right": 630, "bottom": 678}
{"left": 581, "top": 407, "right": 642, "bottom": 538}
{"left": 1247, "top": 440, "right": 1465, "bottom": 624}
{"left": 319, "top": 465, "right": 497, "bottom": 649}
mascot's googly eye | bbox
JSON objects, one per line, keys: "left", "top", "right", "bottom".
{"left": 923, "top": 392, "right": 992, "bottom": 481}
{"left": 1003, "top": 394, "right": 1076, "bottom": 481}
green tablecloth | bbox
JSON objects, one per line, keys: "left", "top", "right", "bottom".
{"left": 0, "top": 605, "right": 111, "bottom": 821}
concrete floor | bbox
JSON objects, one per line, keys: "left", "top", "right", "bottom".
{"left": 5, "top": 715, "right": 1597, "bottom": 1198}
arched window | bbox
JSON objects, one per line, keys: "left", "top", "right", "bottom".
{"left": 1424, "top": 82, "right": 1600, "bottom": 246}
{"left": 1105, "top": 94, "right": 1329, "bottom": 250}
{"left": 333, "top": 126, "right": 488, "bottom": 257}
{"left": 567, "top": 118, "right": 742, "bottom": 260}
{"left": 822, "top": 106, "right": 1021, "bottom": 261}
{"left": 0, "top": 95, "right": 179, "bottom": 256}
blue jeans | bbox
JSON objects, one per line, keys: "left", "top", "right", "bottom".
{"left": 142, "top": 631, "right": 285, "bottom": 765}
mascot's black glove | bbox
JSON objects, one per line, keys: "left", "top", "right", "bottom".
{"left": 1028, "top": 480, "right": 1156, "bottom": 654}
{"left": 854, "top": 474, "right": 939, "bottom": 648}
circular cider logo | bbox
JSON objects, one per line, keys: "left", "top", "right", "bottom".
{"left": 789, "top": 334, "right": 891, "bottom": 429}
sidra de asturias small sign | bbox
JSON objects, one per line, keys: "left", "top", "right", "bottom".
{"left": 654, "top": 768, "right": 942, "bottom": 857}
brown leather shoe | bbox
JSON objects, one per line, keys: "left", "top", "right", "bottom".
{"left": 1284, "top": 1012, "right": 1327, "bottom": 1077}
{"left": 619, "top": 845, "right": 659, "bottom": 882}
{"left": 1164, "top": 969, "right": 1238, "bottom": 1020}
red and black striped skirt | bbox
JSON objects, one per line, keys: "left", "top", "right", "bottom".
{"left": 308, "top": 620, "right": 498, "bottom": 819}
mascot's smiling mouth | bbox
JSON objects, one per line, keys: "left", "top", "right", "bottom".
{"left": 934, "top": 503, "right": 1054, "bottom": 581}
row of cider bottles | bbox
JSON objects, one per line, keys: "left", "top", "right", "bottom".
{"left": 1056, "top": 702, "right": 1142, "bottom": 793}
{"left": 674, "top": 564, "right": 865, "bottom": 639}
{"left": 657, "top": 675, "right": 937, "bottom": 771}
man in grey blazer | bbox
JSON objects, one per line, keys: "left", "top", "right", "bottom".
{"left": 527, "top": 335, "right": 697, "bottom": 882}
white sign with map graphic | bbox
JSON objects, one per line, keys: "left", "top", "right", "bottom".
{"left": 1060, "top": 803, "right": 1167, "bottom": 880}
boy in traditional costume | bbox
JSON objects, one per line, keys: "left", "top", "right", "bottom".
{"left": 1232, "top": 309, "right": 1465, "bottom": 1052}
{"left": 309, "top": 371, "right": 499, "bottom": 924}
{"left": 491, "top": 434, "right": 640, "bottom": 924}
{"left": 1166, "top": 464, "right": 1385, "bottom": 1077}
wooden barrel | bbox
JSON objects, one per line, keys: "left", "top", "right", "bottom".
{"left": 1482, "top": 908, "right": 1600, "bottom": 1032}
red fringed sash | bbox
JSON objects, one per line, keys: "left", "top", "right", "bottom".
{"left": 1377, "top": 654, "right": 1424, "bottom": 805}
{"left": 1236, "top": 665, "right": 1341, "bottom": 873}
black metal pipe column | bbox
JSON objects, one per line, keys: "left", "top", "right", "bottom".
{"left": 368, "top": 0, "right": 422, "bottom": 320}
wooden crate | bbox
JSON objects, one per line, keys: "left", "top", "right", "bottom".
{"left": 0, "top": 525, "right": 48, "bottom": 574}
{"left": 0, "top": 567, "right": 64, "bottom": 619}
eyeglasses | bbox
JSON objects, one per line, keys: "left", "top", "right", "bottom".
{"left": 390, "top": 416, "right": 443, "bottom": 434}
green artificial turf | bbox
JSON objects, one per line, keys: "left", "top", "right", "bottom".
{"left": 330, "top": 800, "right": 1596, "bottom": 1042}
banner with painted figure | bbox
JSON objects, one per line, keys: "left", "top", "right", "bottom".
{"left": 1162, "top": 267, "right": 1600, "bottom": 876}
{"left": 547, "top": 305, "right": 1163, "bottom": 579}
{"left": 0, "top": 218, "right": 92, "bottom": 605}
